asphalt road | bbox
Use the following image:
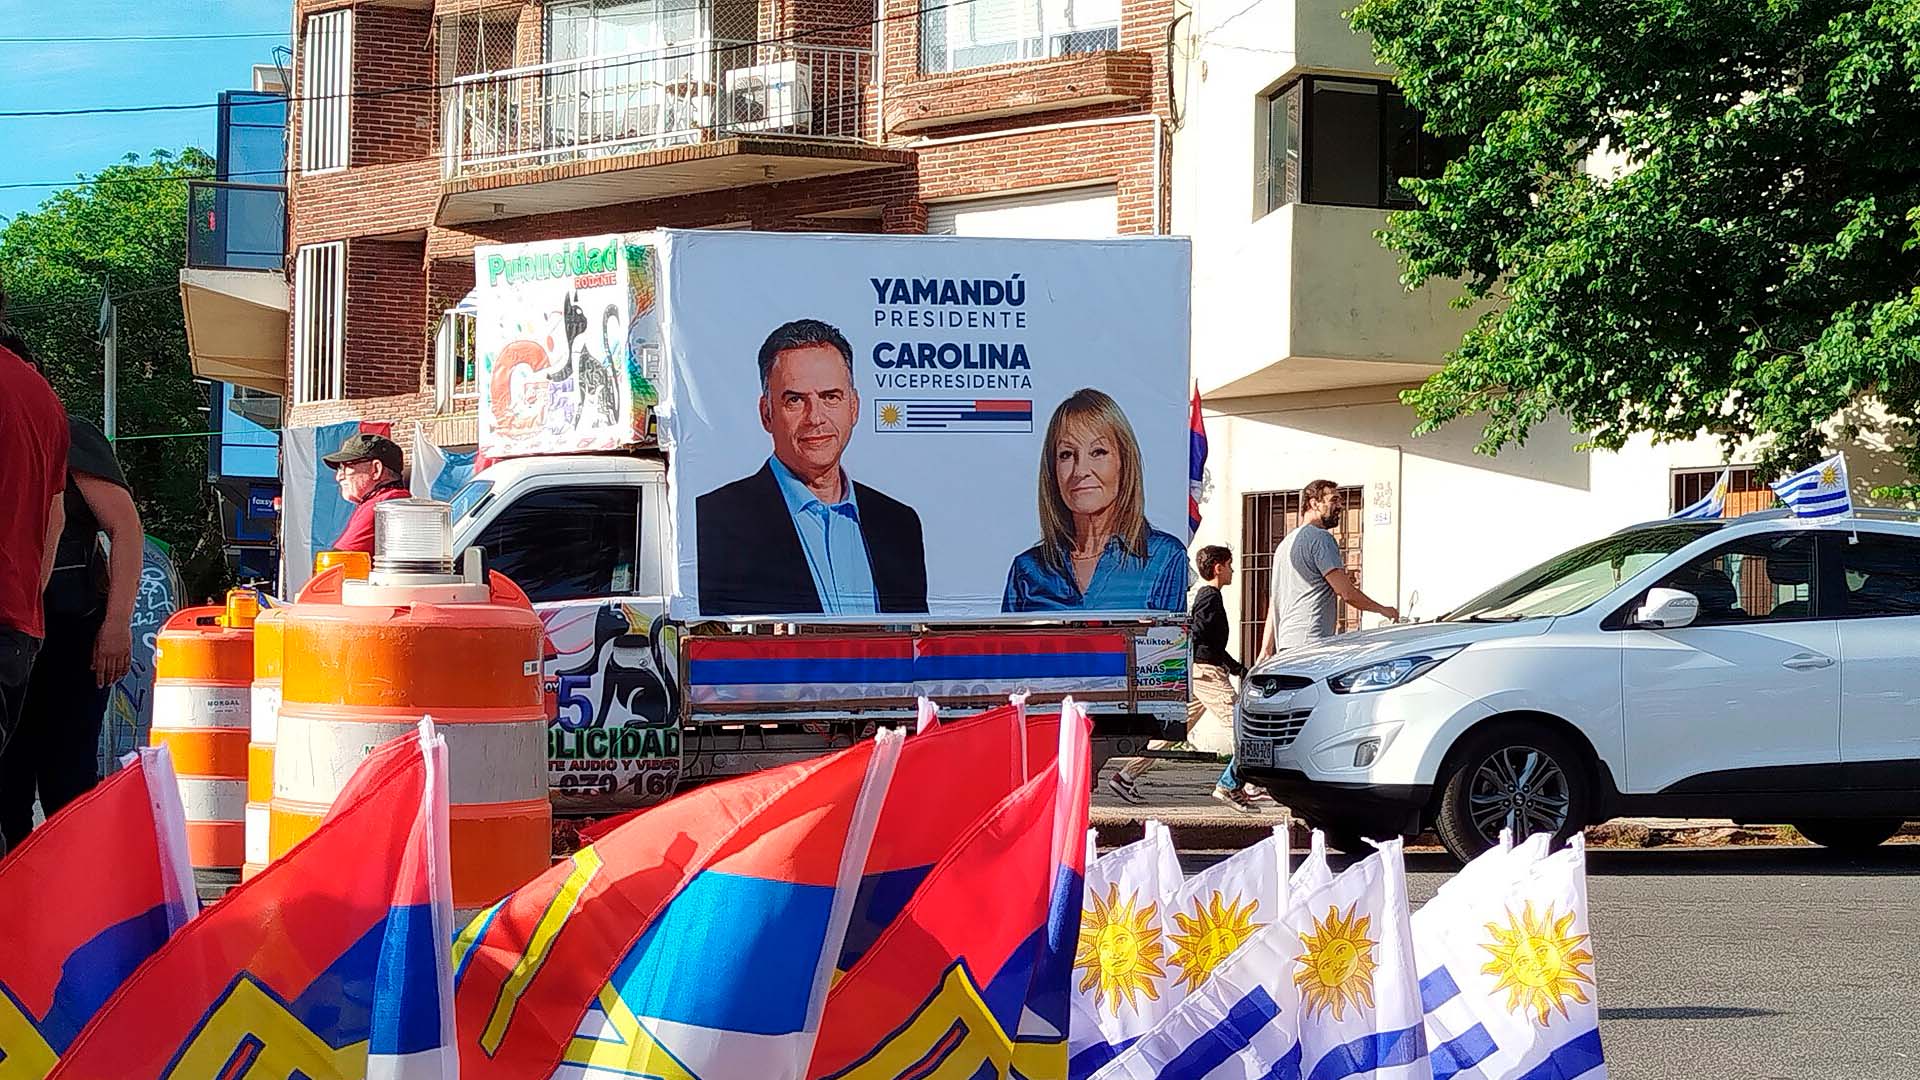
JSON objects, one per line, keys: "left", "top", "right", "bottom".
{"left": 1184, "top": 843, "right": 1920, "bottom": 1080}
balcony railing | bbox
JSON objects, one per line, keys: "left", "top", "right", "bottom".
{"left": 442, "top": 39, "right": 874, "bottom": 180}
{"left": 187, "top": 181, "right": 287, "bottom": 270}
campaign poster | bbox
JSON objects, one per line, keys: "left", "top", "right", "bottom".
{"left": 538, "top": 599, "right": 684, "bottom": 811}
{"left": 472, "top": 233, "right": 663, "bottom": 458}
{"left": 661, "top": 230, "right": 1193, "bottom": 623}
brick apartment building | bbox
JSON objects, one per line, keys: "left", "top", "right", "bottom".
{"left": 275, "top": 0, "right": 1177, "bottom": 445}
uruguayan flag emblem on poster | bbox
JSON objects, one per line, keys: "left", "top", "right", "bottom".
{"left": 1769, "top": 453, "right": 1852, "bottom": 519}
{"left": 1413, "top": 835, "right": 1606, "bottom": 1080}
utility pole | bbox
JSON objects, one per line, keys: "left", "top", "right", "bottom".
{"left": 98, "top": 288, "right": 117, "bottom": 441}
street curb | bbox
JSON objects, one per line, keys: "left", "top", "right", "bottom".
{"left": 1090, "top": 816, "right": 1920, "bottom": 853}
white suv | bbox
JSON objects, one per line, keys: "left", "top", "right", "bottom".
{"left": 1236, "top": 508, "right": 1920, "bottom": 862}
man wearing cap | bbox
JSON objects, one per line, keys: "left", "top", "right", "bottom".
{"left": 324, "top": 434, "right": 412, "bottom": 553}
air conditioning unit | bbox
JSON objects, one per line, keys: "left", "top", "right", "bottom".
{"left": 723, "top": 61, "right": 812, "bottom": 134}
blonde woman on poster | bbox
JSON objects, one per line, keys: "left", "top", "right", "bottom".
{"left": 1003, "top": 388, "right": 1186, "bottom": 613}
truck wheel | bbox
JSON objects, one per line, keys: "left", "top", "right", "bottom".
{"left": 1791, "top": 818, "right": 1903, "bottom": 853}
{"left": 1435, "top": 722, "right": 1591, "bottom": 863}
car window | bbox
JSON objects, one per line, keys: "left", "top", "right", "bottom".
{"left": 448, "top": 479, "right": 493, "bottom": 524}
{"left": 475, "top": 486, "right": 640, "bottom": 603}
{"left": 1655, "top": 532, "right": 1816, "bottom": 625}
{"left": 1446, "top": 523, "right": 1719, "bottom": 621}
{"left": 1839, "top": 531, "right": 1920, "bottom": 617}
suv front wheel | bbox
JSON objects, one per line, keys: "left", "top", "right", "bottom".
{"left": 1435, "top": 722, "right": 1593, "bottom": 862}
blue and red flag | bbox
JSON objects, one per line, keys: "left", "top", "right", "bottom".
{"left": 452, "top": 728, "right": 908, "bottom": 1079}
{"left": 807, "top": 700, "right": 1094, "bottom": 1079}
{"left": 45, "top": 721, "right": 456, "bottom": 1080}
{"left": 0, "top": 746, "right": 196, "bottom": 1073}
{"left": 1189, "top": 382, "right": 1208, "bottom": 537}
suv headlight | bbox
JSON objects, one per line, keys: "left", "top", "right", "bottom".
{"left": 1327, "top": 647, "right": 1464, "bottom": 695}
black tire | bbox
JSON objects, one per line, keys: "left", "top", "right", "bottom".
{"left": 1435, "top": 722, "right": 1593, "bottom": 864}
{"left": 1791, "top": 818, "right": 1903, "bottom": 853}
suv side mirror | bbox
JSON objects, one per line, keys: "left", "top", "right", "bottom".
{"left": 1635, "top": 587, "right": 1700, "bottom": 629}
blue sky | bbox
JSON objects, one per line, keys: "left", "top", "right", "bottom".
{"left": 0, "top": 0, "right": 289, "bottom": 222}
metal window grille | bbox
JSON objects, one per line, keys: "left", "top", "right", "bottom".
{"left": 1670, "top": 465, "right": 1768, "bottom": 517}
{"left": 919, "top": 0, "right": 1121, "bottom": 74}
{"left": 1238, "top": 485, "right": 1366, "bottom": 652}
{"left": 300, "top": 10, "right": 352, "bottom": 172}
{"left": 292, "top": 242, "right": 345, "bottom": 403}
{"left": 433, "top": 309, "right": 480, "bottom": 413}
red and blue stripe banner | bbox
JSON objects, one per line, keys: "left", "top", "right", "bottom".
{"left": 0, "top": 747, "right": 196, "bottom": 1073}
{"left": 687, "top": 632, "right": 1134, "bottom": 706}
{"left": 45, "top": 723, "right": 457, "bottom": 1080}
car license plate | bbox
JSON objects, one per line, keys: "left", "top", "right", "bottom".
{"left": 1239, "top": 737, "right": 1274, "bottom": 768}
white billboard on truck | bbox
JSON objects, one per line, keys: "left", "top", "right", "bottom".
{"left": 472, "top": 233, "right": 663, "bottom": 458}
{"left": 659, "top": 229, "right": 1194, "bottom": 624}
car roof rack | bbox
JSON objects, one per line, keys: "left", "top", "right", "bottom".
{"left": 1613, "top": 505, "right": 1920, "bottom": 534}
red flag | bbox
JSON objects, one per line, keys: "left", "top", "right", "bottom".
{"left": 0, "top": 747, "right": 195, "bottom": 1070}
{"left": 809, "top": 701, "right": 1093, "bottom": 1078}
{"left": 47, "top": 723, "right": 456, "bottom": 1079}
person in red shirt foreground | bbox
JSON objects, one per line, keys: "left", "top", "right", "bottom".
{"left": 0, "top": 307, "right": 70, "bottom": 858}
{"left": 323, "top": 434, "right": 412, "bottom": 553}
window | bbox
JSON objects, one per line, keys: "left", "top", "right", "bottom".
{"left": 546, "top": 0, "right": 702, "bottom": 61}
{"left": 292, "top": 242, "right": 344, "bottom": 403}
{"left": 1839, "top": 532, "right": 1920, "bottom": 618}
{"left": 1654, "top": 532, "right": 1817, "bottom": 625}
{"left": 919, "top": 0, "right": 1120, "bottom": 74}
{"left": 475, "top": 487, "right": 641, "bottom": 603}
{"left": 1670, "top": 466, "right": 1770, "bottom": 517}
{"left": 1239, "top": 486, "right": 1365, "bottom": 650}
{"left": 1258, "top": 76, "right": 1465, "bottom": 217}
{"left": 432, "top": 308, "right": 479, "bottom": 413}
{"left": 1460, "top": 524, "right": 1717, "bottom": 623}
{"left": 300, "top": 10, "right": 351, "bottom": 172}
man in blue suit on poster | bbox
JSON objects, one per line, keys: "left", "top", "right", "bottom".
{"left": 695, "top": 319, "right": 928, "bottom": 617}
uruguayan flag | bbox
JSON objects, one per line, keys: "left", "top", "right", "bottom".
{"left": 1285, "top": 838, "right": 1428, "bottom": 1080}
{"left": 1292, "top": 829, "right": 1334, "bottom": 894}
{"left": 1165, "top": 826, "right": 1290, "bottom": 999}
{"left": 1412, "top": 835, "right": 1606, "bottom": 1080}
{"left": 1770, "top": 453, "right": 1852, "bottom": 519}
{"left": 1088, "top": 920, "right": 1304, "bottom": 1080}
{"left": 1071, "top": 820, "right": 1188, "bottom": 1077}
{"left": 1672, "top": 467, "right": 1731, "bottom": 520}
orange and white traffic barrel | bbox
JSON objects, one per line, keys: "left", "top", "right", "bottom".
{"left": 242, "top": 605, "right": 284, "bottom": 881}
{"left": 272, "top": 500, "right": 550, "bottom": 913}
{"left": 152, "top": 590, "right": 257, "bottom": 870}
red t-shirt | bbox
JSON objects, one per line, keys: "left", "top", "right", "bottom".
{"left": 331, "top": 482, "right": 414, "bottom": 553}
{"left": 0, "top": 347, "right": 70, "bottom": 639}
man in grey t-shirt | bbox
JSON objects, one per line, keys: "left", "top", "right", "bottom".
{"left": 1259, "top": 479, "right": 1398, "bottom": 661}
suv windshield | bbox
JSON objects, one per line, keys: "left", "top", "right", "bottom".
{"left": 1446, "top": 523, "right": 1720, "bottom": 622}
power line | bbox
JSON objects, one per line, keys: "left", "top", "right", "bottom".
{"left": 0, "top": 0, "right": 978, "bottom": 119}
{"left": 5, "top": 283, "right": 187, "bottom": 318}
{"left": 0, "top": 167, "right": 283, "bottom": 192}
{"left": 0, "top": 31, "right": 289, "bottom": 43}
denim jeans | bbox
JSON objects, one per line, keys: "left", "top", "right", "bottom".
{"left": 1218, "top": 757, "right": 1239, "bottom": 790}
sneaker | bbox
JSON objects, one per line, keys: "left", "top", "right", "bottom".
{"left": 1106, "top": 774, "right": 1146, "bottom": 805}
{"left": 1212, "top": 785, "right": 1260, "bottom": 815}
{"left": 1241, "top": 786, "right": 1277, "bottom": 807}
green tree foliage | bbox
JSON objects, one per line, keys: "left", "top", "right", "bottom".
{"left": 1, "top": 149, "right": 232, "bottom": 590}
{"left": 1350, "top": 0, "right": 1920, "bottom": 480}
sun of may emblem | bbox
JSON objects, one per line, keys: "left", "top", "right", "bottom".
{"left": 878, "top": 403, "right": 905, "bottom": 429}
{"left": 1168, "top": 893, "right": 1266, "bottom": 993}
{"left": 1293, "top": 903, "right": 1378, "bottom": 1021}
{"left": 1820, "top": 463, "right": 1840, "bottom": 487}
{"left": 1074, "top": 883, "right": 1167, "bottom": 1014}
{"left": 1481, "top": 901, "right": 1596, "bottom": 1026}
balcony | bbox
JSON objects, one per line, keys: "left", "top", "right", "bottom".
{"left": 179, "top": 181, "right": 288, "bottom": 397}
{"left": 437, "top": 39, "right": 910, "bottom": 224}
{"left": 1192, "top": 202, "right": 1480, "bottom": 398}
